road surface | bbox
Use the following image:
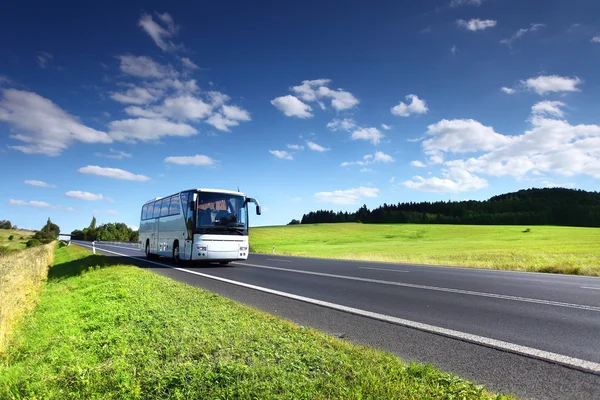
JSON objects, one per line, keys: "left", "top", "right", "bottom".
{"left": 72, "top": 240, "right": 600, "bottom": 399}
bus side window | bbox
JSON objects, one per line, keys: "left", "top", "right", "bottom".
{"left": 151, "top": 201, "right": 159, "bottom": 218}
{"left": 169, "top": 195, "right": 181, "bottom": 215}
{"left": 160, "top": 198, "right": 171, "bottom": 217}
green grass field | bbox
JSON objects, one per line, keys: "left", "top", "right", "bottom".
{"left": 0, "top": 229, "right": 35, "bottom": 252}
{"left": 249, "top": 223, "right": 600, "bottom": 276}
{"left": 0, "top": 245, "right": 509, "bottom": 399}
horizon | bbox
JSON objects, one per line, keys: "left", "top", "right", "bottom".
{"left": 1, "top": 0, "right": 600, "bottom": 233}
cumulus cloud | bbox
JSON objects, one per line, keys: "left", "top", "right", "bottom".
{"left": 205, "top": 113, "right": 241, "bottom": 131}
{"left": 221, "top": 105, "right": 251, "bottom": 121}
{"left": 306, "top": 141, "right": 330, "bottom": 152}
{"left": 592, "top": 36, "right": 600, "bottom": 43}
{"left": 450, "top": 0, "right": 484, "bottom": 6}
{"left": 410, "top": 160, "right": 426, "bottom": 168}
{"left": 269, "top": 150, "right": 293, "bottom": 160}
{"left": 423, "top": 119, "right": 513, "bottom": 154}
{"left": 315, "top": 186, "right": 379, "bottom": 204}
{"left": 110, "top": 86, "right": 160, "bottom": 105}
{"left": 521, "top": 75, "right": 582, "bottom": 95}
{"left": 36, "top": 51, "right": 53, "bottom": 69}
{"left": 500, "top": 23, "right": 544, "bottom": 47}
{"left": 180, "top": 57, "right": 199, "bottom": 69}
{"left": 287, "top": 144, "right": 304, "bottom": 150}
{"left": 65, "top": 190, "right": 104, "bottom": 201}
{"left": 341, "top": 151, "right": 394, "bottom": 167}
{"left": 9, "top": 199, "right": 51, "bottom": 208}
{"left": 271, "top": 95, "right": 313, "bottom": 118}
{"left": 327, "top": 118, "right": 356, "bottom": 132}
{"left": 95, "top": 148, "right": 132, "bottom": 159}
{"left": 24, "top": 180, "right": 55, "bottom": 188}
{"left": 457, "top": 19, "right": 497, "bottom": 31}
{"left": 531, "top": 101, "right": 566, "bottom": 118}
{"left": 138, "top": 12, "right": 182, "bottom": 52}
{"left": 403, "top": 167, "right": 488, "bottom": 193}
{"left": 164, "top": 154, "right": 215, "bottom": 166}
{"left": 381, "top": 123, "right": 391, "bottom": 130}
{"left": 157, "top": 95, "right": 213, "bottom": 120}
{"left": 391, "top": 94, "right": 428, "bottom": 117}
{"left": 272, "top": 79, "right": 359, "bottom": 116}
{"left": 351, "top": 127, "right": 384, "bottom": 145}
{"left": 108, "top": 118, "right": 197, "bottom": 142}
{"left": 117, "top": 55, "right": 178, "bottom": 79}
{"left": 501, "top": 87, "right": 516, "bottom": 94}
{"left": 0, "top": 89, "right": 112, "bottom": 156}
{"left": 78, "top": 165, "right": 151, "bottom": 181}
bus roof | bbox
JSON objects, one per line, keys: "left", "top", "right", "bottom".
{"left": 143, "top": 188, "right": 246, "bottom": 205}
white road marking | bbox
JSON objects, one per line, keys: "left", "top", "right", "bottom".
{"left": 92, "top": 242, "right": 143, "bottom": 252}
{"left": 359, "top": 267, "right": 409, "bottom": 273}
{"left": 234, "top": 262, "right": 600, "bottom": 313}
{"left": 73, "top": 242, "right": 600, "bottom": 374}
{"left": 581, "top": 286, "right": 600, "bottom": 290}
{"left": 267, "top": 258, "right": 292, "bottom": 263}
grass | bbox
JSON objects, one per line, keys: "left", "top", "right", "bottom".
{"left": 0, "top": 229, "right": 35, "bottom": 253}
{"left": 0, "top": 245, "right": 509, "bottom": 399}
{"left": 249, "top": 223, "right": 600, "bottom": 276}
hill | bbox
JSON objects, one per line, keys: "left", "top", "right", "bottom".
{"left": 300, "top": 188, "right": 600, "bottom": 227}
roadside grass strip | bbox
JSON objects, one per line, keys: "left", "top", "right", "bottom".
{"left": 0, "top": 245, "right": 510, "bottom": 399}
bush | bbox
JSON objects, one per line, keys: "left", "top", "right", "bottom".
{"left": 8, "top": 235, "right": 14, "bottom": 241}
{"left": 0, "top": 246, "right": 10, "bottom": 256}
{"left": 19, "top": 236, "right": 24, "bottom": 240}
{"left": 26, "top": 239, "right": 42, "bottom": 248}
{"left": 522, "top": 228, "right": 531, "bottom": 233}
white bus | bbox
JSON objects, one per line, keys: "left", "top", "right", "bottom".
{"left": 139, "top": 188, "right": 260, "bottom": 264}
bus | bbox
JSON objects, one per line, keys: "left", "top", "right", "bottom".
{"left": 139, "top": 188, "right": 260, "bottom": 264}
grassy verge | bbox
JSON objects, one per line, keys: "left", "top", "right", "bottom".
{"left": 250, "top": 223, "right": 600, "bottom": 276}
{"left": 0, "top": 245, "right": 509, "bottom": 399}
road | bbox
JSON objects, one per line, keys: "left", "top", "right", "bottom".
{"left": 73, "top": 240, "right": 600, "bottom": 399}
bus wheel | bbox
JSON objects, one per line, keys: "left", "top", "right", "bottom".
{"left": 173, "top": 242, "right": 181, "bottom": 265}
{"left": 145, "top": 241, "right": 152, "bottom": 259}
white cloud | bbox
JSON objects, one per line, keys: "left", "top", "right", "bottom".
{"left": 391, "top": 94, "right": 428, "bottom": 117}
{"left": 351, "top": 127, "right": 384, "bottom": 145}
{"left": 94, "top": 148, "right": 132, "bottom": 159}
{"left": 110, "top": 86, "right": 159, "bottom": 105}
{"left": 207, "top": 91, "right": 231, "bottom": 106}
{"left": 205, "top": 113, "right": 240, "bottom": 131}
{"left": 314, "top": 186, "right": 379, "bottom": 205}
{"left": 24, "top": 180, "right": 55, "bottom": 188}
{"left": 450, "top": 44, "right": 459, "bottom": 55}
{"left": 457, "top": 19, "right": 497, "bottom": 31}
{"left": 150, "top": 78, "right": 198, "bottom": 94}
{"left": 157, "top": 95, "right": 213, "bottom": 120}
{"left": 269, "top": 150, "right": 293, "bottom": 160}
{"left": 531, "top": 101, "right": 566, "bottom": 118}
{"left": 306, "top": 141, "right": 330, "bottom": 152}
{"left": 180, "top": 57, "right": 198, "bottom": 69}
{"left": 410, "top": 160, "right": 427, "bottom": 167}
{"left": 381, "top": 123, "right": 391, "bottom": 130}
{"left": 138, "top": 12, "right": 182, "bottom": 52}
{"left": 65, "top": 190, "right": 104, "bottom": 201}
{"left": 0, "top": 89, "right": 112, "bottom": 156}
{"left": 9, "top": 199, "right": 51, "bottom": 208}
{"left": 221, "top": 105, "right": 251, "bottom": 121}
{"left": 124, "top": 106, "right": 162, "bottom": 118}
{"left": 450, "top": 0, "right": 484, "bottom": 6}
{"left": 164, "top": 154, "right": 215, "bottom": 166}
{"left": 389, "top": 176, "right": 396, "bottom": 183}
{"left": 501, "top": 87, "right": 516, "bottom": 94}
{"left": 327, "top": 118, "right": 356, "bottom": 132}
{"left": 522, "top": 75, "right": 582, "bottom": 95}
{"left": 78, "top": 165, "right": 151, "bottom": 181}
{"left": 403, "top": 167, "right": 488, "bottom": 193}
{"left": 281, "top": 79, "right": 359, "bottom": 112}
{"left": 423, "top": 119, "right": 512, "bottom": 154}
{"left": 36, "top": 51, "right": 53, "bottom": 69}
{"left": 592, "top": 36, "right": 600, "bottom": 43}
{"left": 341, "top": 151, "right": 394, "bottom": 166}
{"left": 500, "top": 24, "right": 544, "bottom": 47}
{"left": 117, "top": 55, "right": 177, "bottom": 79}
{"left": 271, "top": 95, "right": 313, "bottom": 118}
{"left": 287, "top": 144, "right": 304, "bottom": 150}
{"left": 108, "top": 118, "right": 197, "bottom": 142}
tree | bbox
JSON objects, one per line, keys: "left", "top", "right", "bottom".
{"left": 90, "top": 216, "right": 97, "bottom": 230}
{"left": 0, "top": 220, "right": 12, "bottom": 229}
{"left": 288, "top": 219, "right": 301, "bottom": 225}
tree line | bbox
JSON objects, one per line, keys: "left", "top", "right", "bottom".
{"left": 297, "top": 188, "right": 600, "bottom": 227}
{"left": 71, "top": 217, "right": 139, "bottom": 242}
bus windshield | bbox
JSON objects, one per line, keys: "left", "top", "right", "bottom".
{"left": 196, "top": 193, "right": 248, "bottom": 235}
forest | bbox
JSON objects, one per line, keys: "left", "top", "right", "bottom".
{"left": 71, "top": 217, "right": 139, "bottom": 242}
{"left": 298, "top": 188, "right": 600, "bottom": 227}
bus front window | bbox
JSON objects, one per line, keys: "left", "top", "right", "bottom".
{"left": 196, "top": 193, "right": 248, "bottom": 235}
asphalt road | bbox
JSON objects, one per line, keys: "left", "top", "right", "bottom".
{"left": 73, "top": 240, "right": 600, "bottom": 399}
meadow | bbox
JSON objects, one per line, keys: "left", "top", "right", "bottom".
{"left": 0, "top": 229, "right": 35, "bottom": 252}
{"left": 0, "top": 245, "right": 508, "bottom": 399}
{"left": 249, "top": 223, "right": 600, "bottom": 276}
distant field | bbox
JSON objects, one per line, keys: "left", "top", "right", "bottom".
{"left": 0, "top": 245, "right": 507, "bottom": 399}
{"left": 249, "top": 223, "right": 600, "bottom": 276}
{"left": 0, "top": 229, "right": 35, "bottom": 251}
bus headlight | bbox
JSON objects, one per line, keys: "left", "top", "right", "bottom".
{"left": 239, "top": 246, "right": 248, "bottom": 251}
{"left": 197, "top": 246, "right": 207, "bottom": 251}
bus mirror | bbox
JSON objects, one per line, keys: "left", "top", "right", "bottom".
{"left": 246, "top": 197, "right": 261, "bottom": 215}
{"left": 256, "top": 205, "right": 261, "bottom": 215}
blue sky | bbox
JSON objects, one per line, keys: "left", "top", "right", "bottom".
{"left": 1, "top": 0, "right": 600, "bottom": 233}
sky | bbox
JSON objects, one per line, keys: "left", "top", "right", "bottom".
{"left": 1, "top": 0, "right": 600, "bottom": 233}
